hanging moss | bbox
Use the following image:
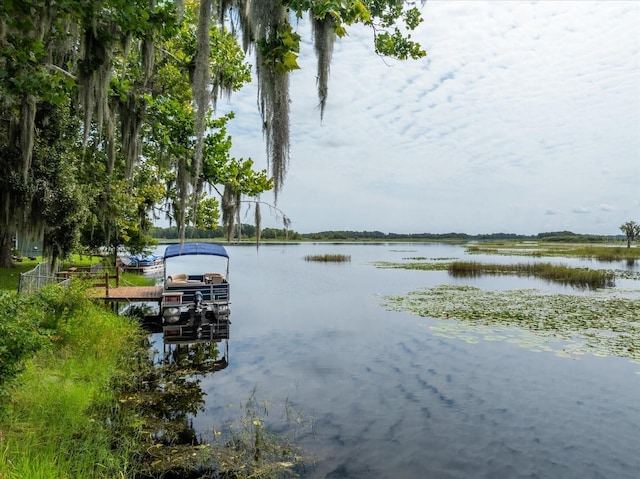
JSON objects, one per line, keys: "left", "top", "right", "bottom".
{"left": 254, "top": 200, "right": 261, "bottom": 245}
{"left": 120, "top": 93, "right": 144, "bottom": 179}
{"left": 192, "top": 0, "right": 213, "bottom": 186}
{"left": 19, "top": 95, "right": 36, "bottom": 182}
{"left": 222, "top": 184, "right": 239, "bottom": 242}
{"left": 311, "top": 15, "right": 336, "bottom": 120}
{"left": 219, "top": 1, "right": 291, "bottom": 199}
{"left": 78, "top": 27, "right": 114, "bottom": 146}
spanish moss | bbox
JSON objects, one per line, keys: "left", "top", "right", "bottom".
{"left": 254, "top": 200, "right": 261, "bottom": 246}
{"left": 220, "top": 0, "right": 291, "bottom": 199}
{"left": 120, "top": 93, "right": 144, "bottom": 179}
{"left": 176, "top": 156, "right": 191, "bottom": 243}
{"left": 174, "top": 0, "right": 185, "bottom": 21}
{"left": 311, "top": 14, "right": 336, "bottom": 120}
{"left": 222, "top": 184, "right": 239, "bottom": 242}
{"left": 258, "top": 64, "right": 290, "bottom": 200}
{"left": 192, "top": 0, "right": 213, "bottom": 184}
{"left": 78, "top": 28, "right": 113, "bottom": 147}
{"left": 19, "top": 95, "right": 36, "bottom": 182}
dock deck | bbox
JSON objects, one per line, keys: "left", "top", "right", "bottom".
{"left": 90, "top": 285, "right": 164, "bottom": 302}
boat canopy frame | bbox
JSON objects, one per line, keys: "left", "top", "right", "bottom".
{"left": 163, "top": 242, "right": 230, "bottom": 277}
{"left": 164, "top": 243, "right": 229, "bottom": 259}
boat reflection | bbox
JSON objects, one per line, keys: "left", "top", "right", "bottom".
{"left": 161, "top": 338, "right": 229, "bottom": 374}
{"left": 131, "top": 316, "right": 231, "bottom": 476}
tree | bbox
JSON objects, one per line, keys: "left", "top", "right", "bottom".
{"left": 1, "top": 0, "right": 425, "bottom": 267}
{"left": 216, "top": 0, "right": 427, "bottom": 196}
{"left": 619, "top": 221, "right": 640, "bottom": 248}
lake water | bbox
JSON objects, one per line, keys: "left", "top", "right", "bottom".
{"left": 150, "top": 242, "right": 640, "bottom": 479}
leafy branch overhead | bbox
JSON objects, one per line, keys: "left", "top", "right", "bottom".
{"left": 223, "top": 0, "right": 427, "bottom": 195}
{"left": 0, "top": 0, "right": 426, "bottom": 266}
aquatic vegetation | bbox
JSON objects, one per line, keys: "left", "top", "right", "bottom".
{"left": 374, "top": 259, "right": 635, "bottom": 286}
{"left": 449, "top": 261, "right": 615, "bottom": 289}
{"left": 383, "top": 285, "right": 640, "bottom": 362}
{"left": 403, "top": 256, "right": 458, "bottom": 261}
{"left": 373, "top": 261, "right": 450, "bottom": 271}
{"left": 304, "top": 254, "right": 351, "bottom": 262}
{"left": 209, "top": 391, "right": 314, "bottom": 478}
{"left": 466, "top": 242, "right": 640, "bottom": 260}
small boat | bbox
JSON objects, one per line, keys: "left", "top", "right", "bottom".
{"left": 160, "top": 242, "right": 231, "bottom": 343}
{"left": 120, "top": 253, "right": 164, "bottom": 274}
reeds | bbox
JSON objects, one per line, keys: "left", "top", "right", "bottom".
{"left": 467, "top": 242, "right": 640, "bottom": 260}
{"left": 449, "top": 261, "right": 615, "bottom": 289}
{"left": 304, "top": 254, "right": 351, "bottom": 262}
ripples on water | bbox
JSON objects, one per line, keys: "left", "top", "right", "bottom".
{"left": 154, "top": 243, "right": 640, "bottom": 479}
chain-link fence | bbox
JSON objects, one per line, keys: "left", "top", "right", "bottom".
{"left": 18, "top": 262, "right": 70, "bottom": 295}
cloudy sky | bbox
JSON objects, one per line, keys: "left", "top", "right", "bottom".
{"left": 219, "top": 1, "right": 640, "bottom": 236}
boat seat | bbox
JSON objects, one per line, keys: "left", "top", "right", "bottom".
{"left": 204, "top": 272, "right": 224, "bottom": 284}
{"left": 168, "top": 273, "right": 188, "bottom": 283}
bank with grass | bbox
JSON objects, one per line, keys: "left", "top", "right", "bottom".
{"left": 0, "top": 269, "right": 309, "bottom": 478}
{"left": 0, "top": 284, "right": 144, "bottom": 478}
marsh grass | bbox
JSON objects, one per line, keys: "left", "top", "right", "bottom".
{"left": 304, "top": 254, "right": 351, "bottom": 262}
{"left": 467, "top": 242, "right": 640, "bottom": 261}
{"left": 449, "top": 261, "right": 616, "bottom": 289}
{"left": 373, "top": 261, "right": 450, "bottom": 271}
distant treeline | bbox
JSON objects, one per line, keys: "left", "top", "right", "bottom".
{"left": 301, "top": 230, "right": 619, "bottom": 242}
{"left": 152, "top": 226, "right": 621, "bottom": 243}
{"left": 151, "top": 225, "right": 302, "bottom": 240}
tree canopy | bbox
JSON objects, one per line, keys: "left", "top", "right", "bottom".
{"left": 0, "top": 0, "right": 426, "bottom": 267}
{"left": 619, "top": 221, "right": 640, "bottom": 248}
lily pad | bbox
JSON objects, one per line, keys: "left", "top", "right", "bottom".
{"left": 383, "top": 285, "right": 640, "bottom": 362}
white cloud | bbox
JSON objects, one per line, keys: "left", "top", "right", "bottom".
{"left": 219, "top": 0, "right": 640, "bottom": 235}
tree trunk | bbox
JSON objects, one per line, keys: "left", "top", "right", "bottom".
{"left": 0, "top": 231, "right": 15, "bottom": 268}
{"left": 628, "top": 238, "right": 632, "bottom": 248}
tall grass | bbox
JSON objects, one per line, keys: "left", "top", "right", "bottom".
{"left": 449, "top": 261, "right": 615, "bottom": 289}
{"left": 304, "top": 254, "right": 351, "bottom": 262}
{"left": 466, "top": 242, "right": 640, "bottom": 260}
{"left": 0, "top": 284, "right": 143, "bottom": 479}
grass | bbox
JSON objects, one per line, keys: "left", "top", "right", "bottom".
{"left": 449, "top": 261, "right": 616, "bottom": 289}
{"left": 0, "top": 285, "right": 144, "bottom": 478}
{"left": 0, "top": 258, "right": 42, "bottom": 291}
{"left": 2, "top": 255, "right": 156, "bottom": 293}
{"left": 304, "top": 254, "right": 351, "bottom": 262}
{"left": 466, "top": 241, "right": 640, "bottom": 261}
{"left": 374, "top": 259, "right": 624, "bottom": 289}
{"left": 0, "top": 265, "right": 310, "bottom": 478}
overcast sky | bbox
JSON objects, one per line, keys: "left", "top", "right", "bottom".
{"left": 219, "top": 1, "right": 640, "bottom": 236}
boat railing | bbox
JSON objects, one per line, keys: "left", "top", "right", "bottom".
{"left": 164, "top": 280, "right": 229, "bottom": 303}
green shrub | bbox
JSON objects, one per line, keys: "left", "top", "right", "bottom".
{"left": 0, "top": 292, "right": 47, "bottom": 409}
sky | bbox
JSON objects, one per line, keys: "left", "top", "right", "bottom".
{"left": 218, "top": 1, "right": 640, "bottom": 236}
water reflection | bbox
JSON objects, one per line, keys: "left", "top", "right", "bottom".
{"left": 126, "top": 335, "right": 231, "bottom": 478}
{"left": 119, "top": 301, "right": 232, "bottom": 477}
{"left": 184, "top": 242, "right": 640, "bottom": 479}
{"left": 161, "top": 339, "right": 229, "bottom": 374}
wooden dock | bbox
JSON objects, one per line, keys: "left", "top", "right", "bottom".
{"left": 90, "top": 285, "right": 164, "bottom": 303}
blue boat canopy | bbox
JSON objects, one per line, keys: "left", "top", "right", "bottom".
{"left": 164, "top": 242, "right": 229, "bottom": 259}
